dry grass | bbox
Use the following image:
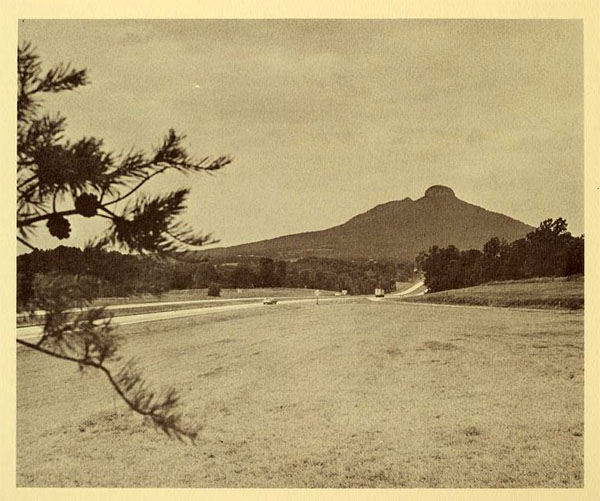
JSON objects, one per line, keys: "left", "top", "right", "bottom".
{"left": 404, "top": 276, "right": 584, "bottom": 310}
{"left": 17, "top": 299, "right": 583, "bottom": 487}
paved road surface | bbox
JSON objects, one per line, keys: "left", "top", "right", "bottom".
{"left": 16, "top": 294, "right": 331, "bottom": 318}
{"left": 16, "top": 295, "right": 354, "bottom": 341}
{"left": 17, "top": 281, "right": 429, "bottom": 342}
{"left": 388, "top": 280, "right": 427, "bottom": 297}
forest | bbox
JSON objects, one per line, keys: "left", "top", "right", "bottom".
{"left": 17, "top": 248, "right": 415, "bottom": 308}
{"left": 417, "top": 218, "right": 584, "bottom": 293}
{"left": 18, "top": 216, "right": 584, "bottom": 308}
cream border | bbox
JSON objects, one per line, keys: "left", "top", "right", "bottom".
{"left": 2, "top": 1, "right": 598, "bottom": 499}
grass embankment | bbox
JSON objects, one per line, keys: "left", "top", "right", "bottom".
{"left": 18, "top": 300, "right": 583, "bottom": 487}
{"left": 403, "top": 276, "right": 583, "bottom": 310}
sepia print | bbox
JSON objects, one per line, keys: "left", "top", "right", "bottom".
{"left": 16, "top": 19, "right": 584, "bottom": 488}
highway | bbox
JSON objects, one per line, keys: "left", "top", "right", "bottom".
{"left": 388, "top": 280, "right": 427, "bottom": 297}
{"left": 16, "top": 295, "right": 355, "bottom": 341}
{"left": 17, "top": 282, "right": 428, "bottom": 342}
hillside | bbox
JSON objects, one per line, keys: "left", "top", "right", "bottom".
{"left": 201, "top": 185, "right": 534, "bottom": 260}
{"left": 402, "top": 276, "right": 584, "bottom": 310}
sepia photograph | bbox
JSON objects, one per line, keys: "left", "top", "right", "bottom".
{"left": 13, "top": 15, "right": 590, "bottom": 490}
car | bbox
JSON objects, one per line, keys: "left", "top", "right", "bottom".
{"left": 263, "top": 298, "right": 278, "bottom": 305}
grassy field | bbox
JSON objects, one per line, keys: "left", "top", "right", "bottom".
{"left": 17, "top": 299, "right": 583, "bottom": 487}
{"left": 403, "top": 276, "right": 583, "bottom": 310}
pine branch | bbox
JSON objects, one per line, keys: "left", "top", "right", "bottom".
{"left": 17, "top": 175, "right": 38, "bottom": 189}
{"left": 17, "top": 236, "right": 38, "bottom": 251}
{"left": 102, "top": 130, "right": 232, "bottom": 206}
{"left": 103, "top": 166, "right": 169, "bottom": 207}
{"left": 16, "top": 339, "right": 198, "bottom": 442}
{"left": 18, "top": 209, "right": 79, "bottom": 228}
{"left": 33, "top": 63, "right": 88, "bottom": 94}
{"left": 15, "top": 43, "right": 233, "bottom": 442}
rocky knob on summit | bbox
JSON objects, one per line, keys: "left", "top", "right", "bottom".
{"left": 424, "top": 185, "right": 456, "bottom": 198}
{"left": 200, "top": 185, "right": 534, "bottom": 260}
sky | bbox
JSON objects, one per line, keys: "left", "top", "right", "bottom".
{"left": 18, "top": 19, "right": 584, "bottom": 252}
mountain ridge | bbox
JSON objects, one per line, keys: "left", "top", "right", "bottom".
{"left": 200, "top": 186, "right": 535, "bottom": 260}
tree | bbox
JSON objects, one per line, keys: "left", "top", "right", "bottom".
{"left": 504, "top": 237, "right": 528, "bottom": 279}
{"left": 418, "top": 245, "right": 461, "bottom": 292}
{"left": 416, "top": 218, "right": 584, "bottom": 293}
{"left": 207, "top": 283, "right": 221, "bottom": 297}
{"left": 480, "top": 237, "right": 511, "bottom": 282}
{"left": 230, "top": 263, "right": 255, "bottom": 288}
{"left": 274, "top": 260, "right": 287, "bottom": 287}
{"left": 523, "top": 218, "right": 572, "bottom": 277}
{"left": 565, "top": 235, "right": 584, "bottom": 276}
{"left": 257, "top": 257, "right": 275, "bottom": 287}
{"left": 17, "top": 43, "right": 232, "bottom": 441}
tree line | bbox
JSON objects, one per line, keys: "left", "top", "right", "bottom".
{"left": 19, "top": 217, "right": 583, "bottom": 308}
{"left": 417, "top": 218, "right": 584, "bottom": 293}
{"left": 18, "top": 248, "right": 416, "bottom": 308}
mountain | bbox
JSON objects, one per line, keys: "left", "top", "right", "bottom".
{"left": 201, "top": 185, "right": 535, "bottom": 261}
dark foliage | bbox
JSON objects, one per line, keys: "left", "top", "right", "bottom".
{"left": 18, "top": 250, "right": 416, "bottom": 307}
{"left": 207, "top": 283, "right": 221, "bottom": 297}
{"left": 18, "top": 42, "right": 231, "bottom": 254}
{"left": 418, "top": 218, "right": 584, "bottom": 293}
{"left": 16, "top": 42, "right": 233, "bottom": 441}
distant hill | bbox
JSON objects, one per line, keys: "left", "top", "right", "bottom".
{"left": 201, "top": 185, "right": 535, "bottom": 261}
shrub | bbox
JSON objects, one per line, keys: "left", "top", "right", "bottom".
{"left": 207, "top": 283, "right": 221, "bottom": 297}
